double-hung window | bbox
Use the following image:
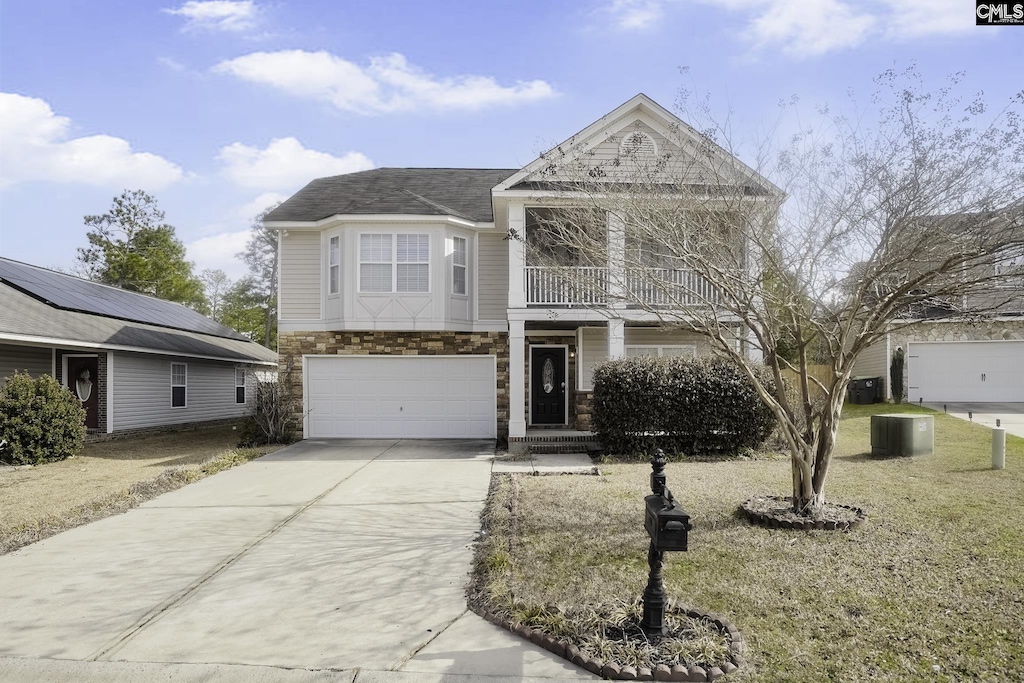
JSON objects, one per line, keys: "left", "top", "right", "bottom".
{"left": 235, "top": 368, "right": 246, "bottom": 404}
{"left": 360, "top": 234, "right": 392, "bottom": 292}
{"left": 328, "top": 236, "right": 340, "bottom": 295}
{"left": 171, "top": 363, "right": 187, "bottom": 408}
{"left": 397, "top": 234, "right": 430, "bottom": 292}
{"left": 452, "top": 236, "right": 467, "bottom": 295}
{"left": 360, "top": 233, "right": 430, "bottom": 293}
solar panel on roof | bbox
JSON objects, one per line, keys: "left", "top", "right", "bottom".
{"left": 0, "top": 259, "right": 248, "bottom": 340}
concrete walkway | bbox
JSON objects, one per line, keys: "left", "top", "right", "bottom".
{"left": 0, "top": 439, "right": 596, "bottom": 682}
{"left": 924, "top": 402, "right": 1024, "bottom": 438}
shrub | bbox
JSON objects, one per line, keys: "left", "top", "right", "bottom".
{"left": 592, "top": 356, "right": 776, "bottom": 456}
{"left": 237, "top": 379, "right": 294, "bottom": 447}
{"left": 0, "top": 371, "right": 86, "bottom": 465}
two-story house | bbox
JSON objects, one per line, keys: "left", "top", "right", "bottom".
{"left": 266, "top": 94, "right": 778, "bottom": 443}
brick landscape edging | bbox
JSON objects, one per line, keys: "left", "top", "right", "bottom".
{"left": 469, "top": 601, "right": 745, "bottom": 681}
{"left": 740, "top": 495, "right": 868, "bottom": 531}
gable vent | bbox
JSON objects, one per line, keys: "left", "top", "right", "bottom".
{"left": 620, "top": 130, "right": 657, "bottom": 158}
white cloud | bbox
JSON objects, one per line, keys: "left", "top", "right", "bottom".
{"left": 237, "top": 191, "right": 288, "bottom": 220}
{"left": 164, "top": 1, "right": 259, "bottom": 32}
{"left": 743, "top": 0, "right": 875, "bottom": 57}
{"left": 602, "top": 0, "right": 666, "bottom": 29}
{"left": 214, "top": 50, "right": 556, "bottom": 114}
{"left": 218, "top": 137, "right": 374, "bottom": 190}
{"left": 598, "top": 0, "right": 974, "bottom": 56}
{"left": 0, "top": 93, "right": 183, "bottom": 190}
{"left": 187, "top": 229, "right": 252, "bottom": 280}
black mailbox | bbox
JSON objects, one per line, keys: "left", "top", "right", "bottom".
{"left": 644, "top": 493, "right": 691, "bottom": 552}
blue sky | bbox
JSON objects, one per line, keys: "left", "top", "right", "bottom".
{"left": 1, "top": 0, "right": 1021, "bottom": 280}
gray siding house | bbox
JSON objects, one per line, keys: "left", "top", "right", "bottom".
{"left": 0, "top": 258, "right": 278, "bottom": 437}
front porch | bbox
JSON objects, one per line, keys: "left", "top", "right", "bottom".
{"left": 507, "top": 321, "right": 712, "bottom": 439}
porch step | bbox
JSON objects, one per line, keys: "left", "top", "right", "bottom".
{"left": 527, "top": 441, "right": 602, "bottom": 455}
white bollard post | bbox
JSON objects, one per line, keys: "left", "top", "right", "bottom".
{"left": 992, "top": 428, "right": 1006, "bottom": 470}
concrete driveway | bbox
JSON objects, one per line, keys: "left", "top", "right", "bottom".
{"left": 924, "top": 402, "right": 1024, "bottom": 438}
{"left": 0, "top": 439, "right": 595, "bottom": 682}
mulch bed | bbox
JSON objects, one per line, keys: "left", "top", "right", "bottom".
{"left": 741, "top": 495, "right": 867, "bottom": 531}
{"left": 472, "top": 600, "right": 744, "bottom": 681}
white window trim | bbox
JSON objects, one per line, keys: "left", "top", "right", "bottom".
{"left": 358, "top": 232, "right": 432, "bottom": 294}
{"left": 235, "top": 367, "right": 246, "bottom": 404}
{"left": 328, "top": 235, "right": 340, "bottom": 296}
{"left": 625, "top": 344, "right": 697, "bottom": 358}
{"left": 171, "top": 362, "right": 187, "bottom": 409}
{"left": 452, "top": 235, "right": 468, "bottom": 297}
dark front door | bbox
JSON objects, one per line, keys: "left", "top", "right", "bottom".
{"left": 67, "top": 356, "right": 100, "bottom": 429}
{"left": 530, "top": 347, "right": 566, "bottom": 425}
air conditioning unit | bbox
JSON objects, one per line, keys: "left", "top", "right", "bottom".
{"left": 870, "top": 414, "right": 934, "bottom": 457}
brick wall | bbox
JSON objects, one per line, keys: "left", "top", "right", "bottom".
{"left": 278, "top": 331, "right": 510, "bottom": 438}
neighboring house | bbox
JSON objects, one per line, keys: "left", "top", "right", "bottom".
{"left": 852, "top": 208, "right": 1024, "bottom": 403}
{"left": 266, "top": 94, "right": 779, "bottom": 443}
{"left": 0, "top": 258, "right": 278, "bottom": 437}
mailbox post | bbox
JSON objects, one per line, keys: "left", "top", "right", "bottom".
{"left": 641, "top": 449, "right": 691, "bottom": 636}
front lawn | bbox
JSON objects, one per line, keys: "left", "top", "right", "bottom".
{"left": 0, "top": 426, "right": 282, "bottom": 553}
{"left": 474, "top": 404, "right": 1024, "bottom": 682}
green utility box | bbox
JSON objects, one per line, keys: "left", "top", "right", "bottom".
{"left": 870, "top": 414, "right": 934, "bottom": 457}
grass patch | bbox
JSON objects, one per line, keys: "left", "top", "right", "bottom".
{"left": 472, "top": 404, "right": 1024, "bottom": 681}
{"left": 1, "top": 427, "right": 281, "bottom": 554}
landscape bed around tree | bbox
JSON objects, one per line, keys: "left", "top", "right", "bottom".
{"left": 740, "top": 495, "right": 868, "bottom": 531}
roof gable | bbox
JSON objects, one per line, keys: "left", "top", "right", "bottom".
{"left": 493, "top": 93, "right": 782, "bottom": 197}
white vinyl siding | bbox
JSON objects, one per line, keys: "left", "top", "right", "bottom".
{"left": 452, "top": 236, "right": 467, "bottom": 295}
{"left": 328, "top": 236, "right": 340, "bottom": 295}
{"left": 852, "top": 337, "right": 889, "bottom": 396}
{"left": 279, "top": 231, "right": 322, "bottom": 320}
{"left": 0, "top": 343, "right": 52, "bottom": 383}
{"left": 477, "top": 231, "right": 509, "bottom": 320}
{"left": 625, "top": 345, "right": 696, "bottom": 358}
{"left": 112, "top": 352, "right": 253, "bottom": 430}
{"left": 580, "top": 327, "right": 710, "bottom": 390}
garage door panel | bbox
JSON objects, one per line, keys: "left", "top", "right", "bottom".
{"left": 305, "top": 356, "right": 496, "bottom": 439}
{"left": 909, "top": 341, "right": 1024, "bottom": 403}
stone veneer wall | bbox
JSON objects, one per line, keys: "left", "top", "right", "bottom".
{"left": 525, "top": 334, "right": 578, "bottom": 428}
{"left": 575, "top": 391, "right": 594, "bottom": 431}
{"left": 278, "top": 331, "right": 510, "bottom": 439}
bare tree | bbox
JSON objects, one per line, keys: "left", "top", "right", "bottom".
{"left": 520, "top": 68, "right": 1024, "bottom": 515}
{"left": 200, "top": 268, "right": 233, "bottom": 321}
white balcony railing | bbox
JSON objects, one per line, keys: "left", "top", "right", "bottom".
{"left": 524, "top": 266, "right": 720, "bottom": 307}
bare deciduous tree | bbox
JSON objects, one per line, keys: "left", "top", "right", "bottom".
{"left": 519, "top": 68, "right": 1024, "bottom": 515}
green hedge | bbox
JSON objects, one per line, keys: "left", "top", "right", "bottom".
{"left": 0, "top": 372, "right": 86, "bottom": 465}
{"left": 592, "top": 356, "right": 776, "bottom": 456}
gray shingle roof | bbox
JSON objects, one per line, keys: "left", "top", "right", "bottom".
{"left": 265, "top": 168, "right": 518, "bottom": 223}
{"left": 0, "top": 283, "right": 277, "bottom": 364}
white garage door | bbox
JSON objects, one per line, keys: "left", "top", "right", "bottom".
{"left": 908, "top": 341, "right": 1024, "bottom": 403}
{"left": 305, "top": 355, "right": 496, "bottom": 438}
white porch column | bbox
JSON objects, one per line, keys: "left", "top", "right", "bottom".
{"left": 509, "top": 319, "right": 527, "bottom": 437}
{"left": 608, "top": 318, "right": 625, "bottom": 359}
{"left": 508, "top": 202, "right": 527, "bottom": 309}
{"left": 607, "top": 210, "right": 626, "bottom": 308}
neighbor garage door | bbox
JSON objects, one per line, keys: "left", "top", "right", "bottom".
{"left": 304, "top": 355, "right": 496, "bottom": 438}
{"left": 907, "top": 341, "right": 1024, "bottom": 403}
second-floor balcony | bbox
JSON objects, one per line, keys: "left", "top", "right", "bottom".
{"left": 524, "top": 266, "right": 722, "bottom": 307}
